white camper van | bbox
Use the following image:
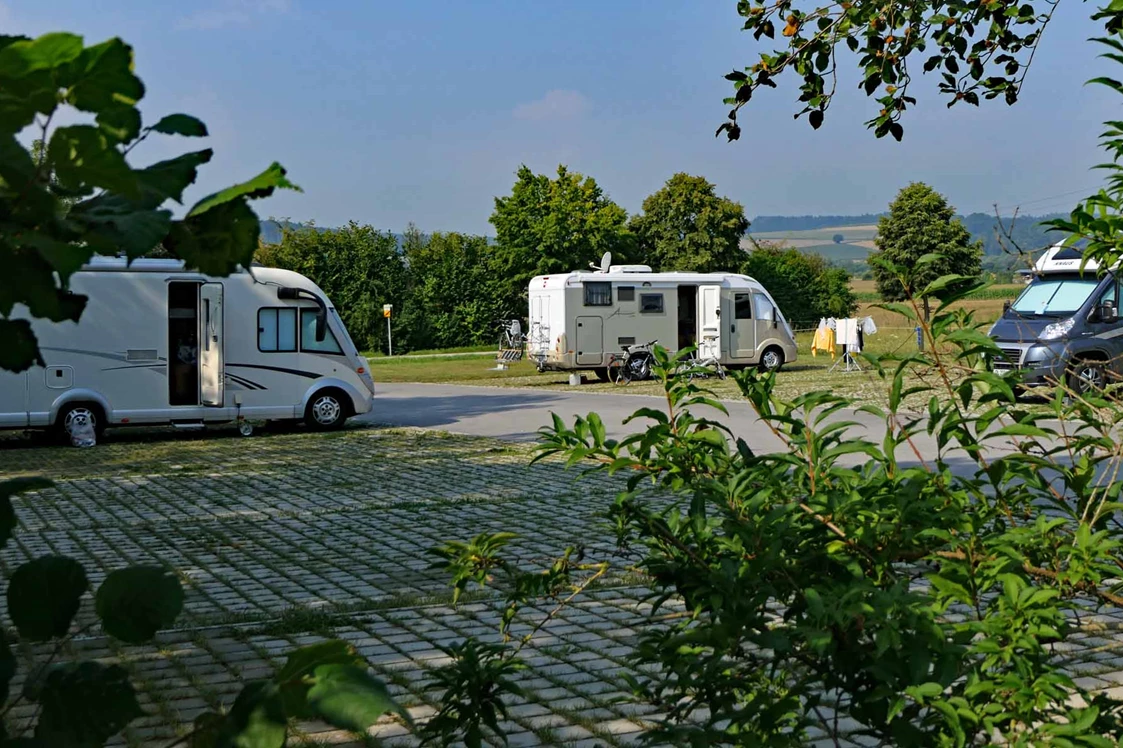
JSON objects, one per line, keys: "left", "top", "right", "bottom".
{"left": 527, "top": 258, "right": 798, "bottom": 377}
{"left": 0, "top": 258, "right": 375, "bottom": 440}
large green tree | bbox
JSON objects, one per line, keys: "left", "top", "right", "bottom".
{"left": 871, "top": 182, "right": 982, "bottom": 320}
{"left": 0, "top": 33, "right": 297, "bottom": 372}
{"left": 404, "top": 230, "right": 508, "bottom": 349}
{"left": 629, "top": 173, "right": 749, "bottom": 272}
{"left": 741, "top": 241, "right": 857, "bottom": 324}
{"left": 256, "top": 221, "right": 407, "bottom": 353}
{"left": 490, "top": 165, "right": 632, "bottom": 312}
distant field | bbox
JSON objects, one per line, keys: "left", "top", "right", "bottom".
{"left": 746, "top": 223, "right": 880, "bottom": 263}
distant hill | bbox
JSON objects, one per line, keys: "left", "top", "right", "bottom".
{"left": 746, "top": 212, "right": 1068, "bottom": 267}
{"left": 259, "top": 220, "right": 493, "bottom": 247}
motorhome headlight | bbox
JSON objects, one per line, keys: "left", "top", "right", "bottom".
{"left": 1039, "top": 317, "right": 1075, "bottom": 341}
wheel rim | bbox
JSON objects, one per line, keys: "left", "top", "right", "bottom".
{"left": 311, "top": 395, "right": 342, "bottom": 425}
{"left": 63, "top": 407, "right": 96, "bottom": 436}
{"left": 1077, "top": 365, "right": 1104, "bottom": 392}
{"left": 763, "top": 351, "right": 781, "bottom": 370}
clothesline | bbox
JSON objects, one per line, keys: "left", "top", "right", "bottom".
{"left": 811, "top": 316, "right": 878, "bottom": 360}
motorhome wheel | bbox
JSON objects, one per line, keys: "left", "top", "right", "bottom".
{"left": 57, "top": 403, "right": 105, "bottom": 443}
{"left": 1067, "top": 361, "right": 1106, "bottom": 396}
{"left": 305, "top": 390, "right": 348, "bottom": 430}
{"left": 760, "top": 347, "right": 784, "bottom": 373}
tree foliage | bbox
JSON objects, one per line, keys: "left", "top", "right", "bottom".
{"left": 629, "top": 173, "right": 749, "bottom": 272}
{"left": 742, "top": 241, "right": 857, "bottom": 323}
{"left": 871, "top": 182, "right": 982, "bottom": 318}
{"left": 717, "top": 0, "right": 1057, "bottom": 141}
{"left": 0, "top": 32, "right": 298, "bottom": 373}
{"left": 490, "top": 165, "right": 632, "bottom": 311}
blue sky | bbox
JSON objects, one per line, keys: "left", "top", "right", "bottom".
{"left": 5, "top": 0, "right": 1115, "bottom": 233}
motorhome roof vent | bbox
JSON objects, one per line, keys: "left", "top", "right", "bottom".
{"left": 608, "top": 265, "right": 652, "bottom": 273}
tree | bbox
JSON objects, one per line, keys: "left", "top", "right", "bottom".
{"left": 629, "top": 173, "right": 749, "bottom": 273}
{"left": 0, "top": 33, "right": 298, "bottom": 373}
{"left": 742, "top": 241, "right": 857, "bottom": 324}
{"left": 832, "top": 233, "right": 844, "bottom": 244}
{"left": 871, "top": 183, "right": 981, "bottom": 320}
{"left": 404, "top": 231, "right": 508, "bottom": 349}
{"left": 716, "top": 0, "right": 1071, "bottom": 142}
{"left": 256, "top": 221, "right": 407, "bottom": 353}
{"left": 490, "top": 165, "right": 632, "bottom": 314}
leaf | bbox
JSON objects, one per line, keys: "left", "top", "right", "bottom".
{"left": 275, "top": 640, "right": 364, "bottom": 717}
{"left": 61, "top": 37, "right": 144, "bottom": 114}
{"left": 0, "top": 32, "right": 83, "bottom": 76}
{"left": 97, "top": 105, "right": 141, "bottom": 143}
{"left": 306, "top": 664, "right": 410, "bottom": 731}
{"left": 0, "top": 478, "right": 50, "bottom": 551}
{"left": 151, "top": 113, "right": 209, "bottom": 137}
{"left": 95, "top": 565, "right": 184, "bottom": 643}
{"left": 34, "top": 662, "right": 143, "bottom": 748}
{"left": 187, "top": 162, "right": 300, "bottom": 218}
{"left": 136, "top": 150, "right": 213, "bottom": 205}
{"left": 196, "top": 681, "right": 286, "bottom": 748}
{"left": 0, "top": 319, "right": 45, "bottom": 373}
{"left": 809, "top": 109, "right": 824, "bottom": 129}
{"left": 0, "top": 629, "right": 16, "bottom": 704}
{"left": 7, "top": 555, "right": 88, "bottom": 641}
{"left": 67, "top": 195, "right": 173, "bottom": 259}
{"left": 48, "top": 125, "right": 137, "bottom": 197}
{"left": 163, "top": 197, "right": 260, "bottom": 276}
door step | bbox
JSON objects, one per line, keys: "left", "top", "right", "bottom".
{"left": 170, "top": 420, "right": 206, "bottom": 430}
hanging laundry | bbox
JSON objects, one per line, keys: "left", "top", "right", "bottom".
{"left": 861, "top": 316, "right": 878, "bottom": 336}
{"left": 811, "top": 318, "right": 836, "bottom": 359}
{"left": 836, "top": 318, "right": 860, "bottom": 352}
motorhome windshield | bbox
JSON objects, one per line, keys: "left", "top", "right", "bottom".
{"left": 329, "top": 308, "right": 359, "bottom": 354}
{"left": 1010, "top": 277, "right": 1100, "bottom": 317}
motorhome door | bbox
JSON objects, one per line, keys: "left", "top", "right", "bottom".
{"left": 698, "top": 285, "right": 722, "bottom": 360}
{"left": 198, "top": 283, "right": 224, "bottom": 406}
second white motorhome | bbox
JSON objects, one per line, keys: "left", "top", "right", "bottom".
{"left": 527, "top": 259, "right": 798, "bottom": 378}
{"left": 0, "top": 258, "right": 375, "bottom": 440}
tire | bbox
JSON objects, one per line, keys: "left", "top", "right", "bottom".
{"left": 1067, "top": 360, "right": 1106, "bottom": 397}
{"left": 759, "top": 347, "right": 785, "bottom": 373}
{"left": 304, "top": 389, "right": 350, "bottom": 430}
{"left": 55, "top": 402, "right": 105, "bottom": 444}
{"left": 593, "top": 367, "right": 611, "bottom": 383}
{"left": 629, "top": 353, "right": 653, "bottom": 382}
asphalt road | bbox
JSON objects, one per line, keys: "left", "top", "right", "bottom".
{"left": 361, "top": 382, "right": 997, "bottom": 471}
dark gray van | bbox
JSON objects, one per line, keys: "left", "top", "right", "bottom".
{"left": 988, "top": 243, "right": 1120, "bottom": 394}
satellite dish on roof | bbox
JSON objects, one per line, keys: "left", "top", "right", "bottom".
{"left": 588, "top": 251, "right": 613, "bottom": 273}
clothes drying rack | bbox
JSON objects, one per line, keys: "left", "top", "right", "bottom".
{"left": 831, "top": 345, "right": 862, "bottom": 370}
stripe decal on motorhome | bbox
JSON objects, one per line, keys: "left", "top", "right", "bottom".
{"left": 226, "top": 373, "right": 266, "bottom": 390}
{"left": 226, "top": 363, "right": 320, "bottom": 379}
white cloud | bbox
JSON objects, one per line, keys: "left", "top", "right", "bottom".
{"left": 513, "top": 89, "right": 590, "bottom": 122}
{"left": 178, "top": 0, "right": 291, "bottom": 31}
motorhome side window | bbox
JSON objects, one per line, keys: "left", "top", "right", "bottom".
{"left": 734, "top": 293, "right": 753, "bottom": 319}
{"left": 300, "top": 309, "right": 343, "bottom": 354}
{"left": 258, "top": 308, "right": 297, "bottom": 352}
{"left": 639, "top": 293, "right": 664, "bottom": 314}
{"left": 583, "top": 282, "right": 612, "bottom": 306}
{"left": 617, "top": 286, "right": 635, "bottom": 302}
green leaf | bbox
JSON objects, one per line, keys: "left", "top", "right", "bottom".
{"left": 34, "top": 662, "right": 143, "bottom": 748}
{"left": 96, "top": 105, "right": 142, "bottom": 143}
{"left": 0, "top": 478, "right": 50, "bottom": 551}
{"left": 190, "top": 681, "right": 286, "bottom": 748}
{"left": 48, "top": 125, "right": 137, "bottom": 197}
{"left": 67, "top": 195, "right": 173, "bottom": 259}
{"left": 95, "top": 565, "right": 184, "bottom": 643}
{"left": 7, "top": 555, "right": 88, "bottom": 641}
{"left": 187, "top": 162, "right": 300, "bottom": 218}
{"left": 151, "top": 113, "right": 209, "bottom": 137}
{"left": 0, "top": 319, "right": 46, "bottom": 373}
{"left": 164, "top": 197, "right": 260, "bottom": 276}
{"left": 61, "top": 38, "right": 144, "bottom": 113}
{"left": 0, "top": 32, "right": 82, "bottom": 76}
{"left": 306, "top": 664, "right": 410, "bottom": 731}
{"left": 274, "top": 640, "right": 364, "bottom": 717}
{"left": 136, "top": 150, "right": 213, "bottom": 205}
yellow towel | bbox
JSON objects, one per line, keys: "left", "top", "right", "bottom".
{"left": 811, "top": 326, "right": 836, "bottom": 359}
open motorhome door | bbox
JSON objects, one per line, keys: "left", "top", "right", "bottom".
{"left": 199, "top": 282, "right": 224, "bottom": 406}
{"left": 698, "top": 285, "right": 722, "bottom": 360}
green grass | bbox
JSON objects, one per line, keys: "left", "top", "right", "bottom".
{"left": 369, "top": 351, "right": 542, "bottom": 383}
{"left": 364, "top": 343, "right": 494, "bottom": 358}
{"left": 853, "top": 285, "right": 1024, "bottom": 303}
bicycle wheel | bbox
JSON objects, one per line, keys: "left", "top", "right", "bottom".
{"left": 608, "top": 358, "right": 629, "bottom": 385}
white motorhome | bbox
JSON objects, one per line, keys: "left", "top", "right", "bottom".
{"left": 527, "top": 261, "right": 798, "bottom": 377}
{"left": 0, "top": 258, "right": 375, "bottom": 439}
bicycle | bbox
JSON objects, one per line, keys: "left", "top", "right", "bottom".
{"left": 676, "top": 350, "right": 726, "bottom": 381}
{"left": 497, "top": 319, "right": 526, "bottom": 352}
{"left": 607, "top": 340, "right": 657, "bottom": 385}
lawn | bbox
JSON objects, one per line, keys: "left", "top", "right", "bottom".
{"left": 369, "top": 328, "right": 948, "bottom": 407}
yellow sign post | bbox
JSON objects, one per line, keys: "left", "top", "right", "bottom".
{"left": 383, "top": 304, "right": 393, "bottom": 355}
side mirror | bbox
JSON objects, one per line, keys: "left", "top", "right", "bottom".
{"left": 1003, "top": 300, "right": 1011, "bottom": 313}
{"left": 315, "top": 309, "right": 327, "bottom": 342}
{"left": 1102, "top": 300, "right": 1118, "bottom": 323}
